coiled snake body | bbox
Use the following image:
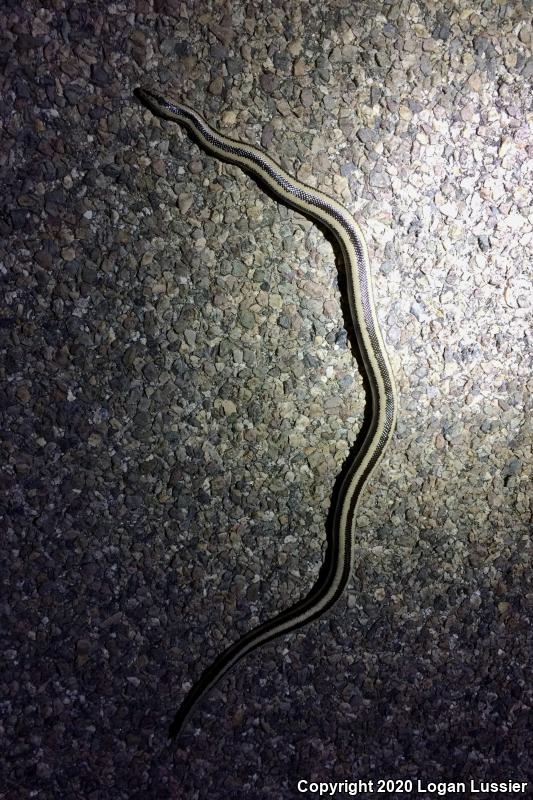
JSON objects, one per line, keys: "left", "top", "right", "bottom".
{"left": 136, "top": 87, "right": 397, "bottom": 739}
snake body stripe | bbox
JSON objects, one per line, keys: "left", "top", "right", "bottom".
{"left": 135, "top": 87, "right": 397, "bottom": 740}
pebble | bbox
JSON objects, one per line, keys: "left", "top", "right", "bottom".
{"left": 178, "top": 193, "right": 194, "bottom": 213}
{"left": 208, "top": 75, "right": 224, "bottom": 95}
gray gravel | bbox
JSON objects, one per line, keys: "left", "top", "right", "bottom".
{"left": 1, "top": 1, "right": 531, "bottom": 798}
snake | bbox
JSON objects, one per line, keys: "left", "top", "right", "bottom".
{"left": 135, "top": 87, "right": 397, "bottom": 740}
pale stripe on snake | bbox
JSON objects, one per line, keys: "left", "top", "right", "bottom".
{"left": 135, "top": 87, "right": 397, "bottom": 740}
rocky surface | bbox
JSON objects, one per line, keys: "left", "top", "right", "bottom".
{"left": 1, "top": 1, "right": 531, "bottom": 798}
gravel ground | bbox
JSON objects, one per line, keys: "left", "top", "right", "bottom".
{"left": 1, "top": 1, "right": 531, "bottom": 798}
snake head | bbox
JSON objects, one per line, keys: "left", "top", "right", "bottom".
{"left": 135, "top": 86, "right": 167, "bottom": 110}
